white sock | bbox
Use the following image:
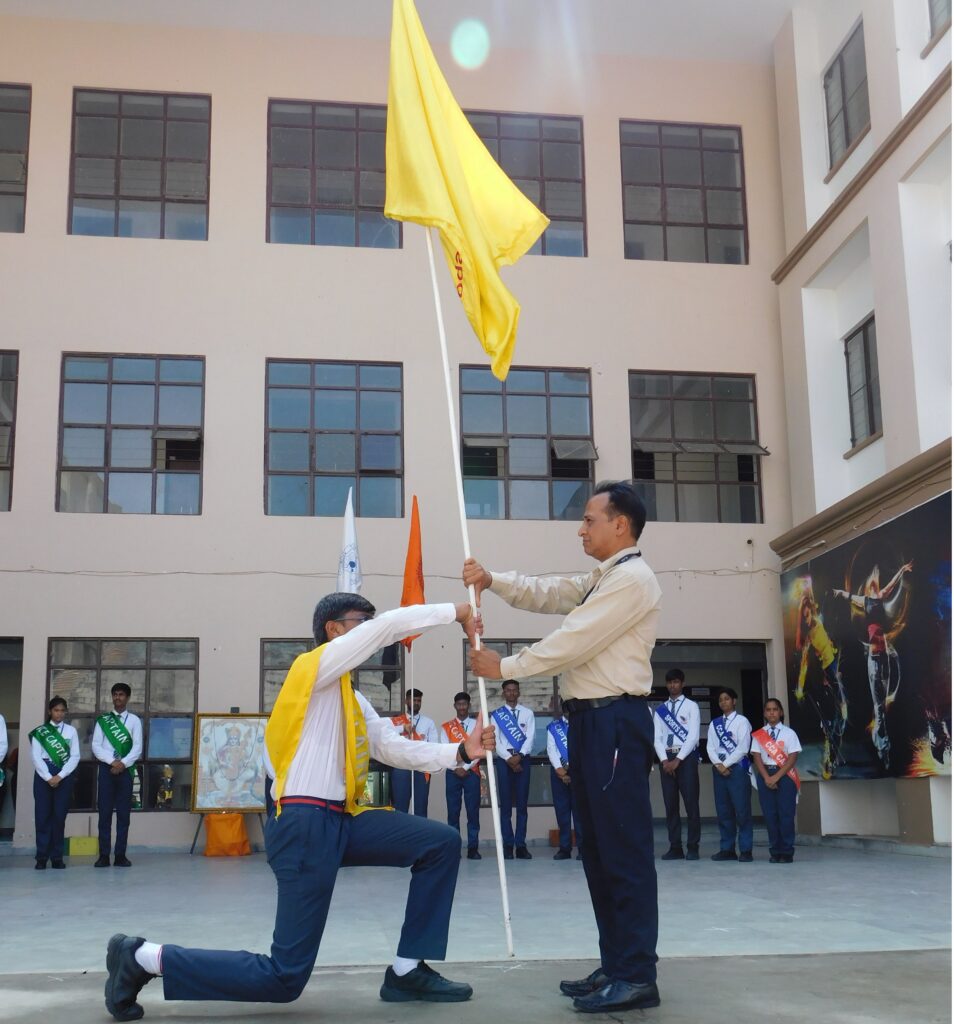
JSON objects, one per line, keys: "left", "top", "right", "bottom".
{"left": 392, "top": 956, "right": 421, "bottom": 977}
{"left": 135, "top": 942, "right": 163, "bottom": 976}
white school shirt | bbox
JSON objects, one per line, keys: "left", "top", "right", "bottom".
{"left": 492, "top": 702, "right": 535, "bottom": 760}
{"left": 31, "top": 721, "right": 81, "bottom": 780}
{"left": 546, "top": 717, "right": 570, "bottom": 771}
{"left": 394, "top": 712, "right": 438, "bottom": 745}
{"left": 92, "top": 710, "right": 143, "bottom": 767}
{"left": 653, "top": 696, "right": 701, "bottom": 763}
{"left": 751, "top": 723, "right": 802, "bottom": 765}
{"left": 706, "top": 712, "right": 752, "bottom": 768}
{"left": 262, "top": 604, "right": 463, "bottom": 801}
{"left": 440, "top": 715, "right": 478, "bottom": 770}
{"left": 0, "top": 715, "right": 7, "bottom": 763}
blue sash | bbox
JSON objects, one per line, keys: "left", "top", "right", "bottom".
{"left": 492, "top": 706, "right": 527, "bottom": 752}
{"left": 713, "top": 716, "right": 749, "bottom": 769}
{"left": 548, "top": 719, "right": 569, "bottom": 766}
{"left": 655, "top": 703, "right": 688, "bottom": 747}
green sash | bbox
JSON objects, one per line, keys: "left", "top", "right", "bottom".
{"left": 30, "top": 722, "right": 70, "bottom": 772}
{"left": 97, "top": 712, "right": 136, "bottom": 777}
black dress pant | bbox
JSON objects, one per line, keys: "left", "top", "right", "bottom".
{"left": 659, "top": 754, "right": 701, "bottom": 850}
{"left": 568, "top": 697, "right": 657, "bottom": 984}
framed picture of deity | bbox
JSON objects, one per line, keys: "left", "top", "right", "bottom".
{"left": 191, "top": 714, "right": 269, "bottom": 813}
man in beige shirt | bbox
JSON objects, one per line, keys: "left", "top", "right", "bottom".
{"left": 464, "top": 480, "right": 662, "bottom": 1014}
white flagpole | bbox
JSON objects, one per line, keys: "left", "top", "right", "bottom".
{"left": 409, "top": 648, "right": 416, "bottom": 815}
{"left": 424, "top": 226, "right": 515, "bottom": 957}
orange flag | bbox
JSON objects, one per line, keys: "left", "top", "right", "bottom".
{"left": 400, "top": 495, "right": 425, "bottom": 650}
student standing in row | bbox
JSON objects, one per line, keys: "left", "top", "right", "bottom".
{"left": 31, "top": 696, "right": 80, "bottom": 869}
{"left": 92, "top": 682, "right": 143, "bottom": 868}
{"left": 547, "top": 701, "right": 582, "bottom": 860}
{"left": 491, "top": 680, "right": 535, "bottom": 860}
{"left": 707, "top": 688, "right": 753, "bottom": 862}
{"left": 751, "top": 698, "right": 802, "bottom": 864}
{"left": 441, "top": 691, "right": 482, "bottom": 858}
{"left": 390, "top": 688, "right": 437, "bottom": 817}
{"left": 653, "top": 669, "right": 701, "bottom": 861}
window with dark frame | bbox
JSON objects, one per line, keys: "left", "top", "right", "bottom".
{"left": 57, "top": 354, "right": 205, "bottom": 515}
{"left": 460, "top": 365, "right": 595, "bottom": 521}
{"left": 0, "top": 84, "right": 30, "bottom": 233}
{"left": 267, "top": 100, "right": 399, "bottom": 249}
{"left": 629, "top": 371, "right": 768, "bottom": 524}
{"left": 465, "top": 111, "right": 586, "bottom": 256}
{"left": 620, "top": 120, "right": 748, "bottom": 265}
{"left": 823, "top": 22, "right": 870, "bottom": 170}
{"left": 266, "top": 359, "right": 404, "bottom": 518}
{"left": 0, "top": 351, "right": 17, "bottom": 511}
{"left": 47, "top": 638, "right": 198, "bottom": 812}
{"left": 463, "top": 638, "right": 563, "bottom": 808}
{"left": 929, "top": 0, "right": 952, "bottom": 38}
{"left": 69, "top": 89, "right": 210, "bottom": 240}
{"left": 844, "top": 316, "right": 882, "bottom": 448}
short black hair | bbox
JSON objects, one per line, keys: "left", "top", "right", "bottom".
{"left": 454, "top": 691, "right": 471, "bottom": 704}
{"left": 502, "top": 680, "right": 520, "bottom": 691}
{"left": 718, "top": 687, "right": 738, "bottom": 701}
{"left": 665, "top": 668, "right": 685, "bottom": 683}
{"left": 594, "top": 480, "right": 647, "bottom": 541}
{"left": 111, "top": 682, "right": 132, "bottom": 697}
{"left": 49, "top": 695, "right": 67, "bottom": 712}
{"left": 405, "top": 688, "right": 423, "bottom": 699}
{"left": 313, "top": 592, "right": 377, "bottom": 645}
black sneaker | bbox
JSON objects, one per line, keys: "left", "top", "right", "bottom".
{"left": 95, "top": 856, "right": 111, "bottom": 868}
{"left": 660, "top": 848, "right": 684, "bottom": 861}
{"left": 466, "top": 848, "right": 481, "bottom": 860}
{"left": 553, "top": 848, "right": 571, "bottom": 860}
{"left": 739, "top": 851, "right": 754, "bottom": 863}
{"left": 380, "top": 963, "right": 473, "bottom": 1003}
{"left": 710, "top": 850, "right": 737, "bottom": 861}
{"left": 515, "top": 846, "right": 532, "bottom": 860}
{"left": 114, "top": 856, "right": 132, "bottom": 867}
{"left": 559, "top": 966, "right": 610, "bottom": 997}
{"left": 105, "top": 934, "right": 154, "bottom": 1022}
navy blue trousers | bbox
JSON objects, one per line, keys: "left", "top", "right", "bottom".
{"left": 34, "top": 768, "right": 75, "bottom": 861}
{"left": 445, "top": 769, "right": 481, "bottom": 849}
{"left": 98, "top": 764, "right": 133, "bottom": 857}
{"left": 550, "top": 767, "right": 582, "bottom": 851}
{"left": 712, "top": 763, "right": 753, "bottom": 854}
{"left": 756, "top": 768, "right": 797, "bottom": 856}
{"left": 659, "top": 755, "right": 701, "bottom": 850}
{"left": 390, "top": 768, "right": 430, "bottom": 817}
{"left": 568, "top": 698, "right": 657, "bottom": 984}
{"left": 161, "top": 805, "right": 461, "bottom": 1003}
{"left": 495, "top": 757, "right": 531, "bottom": 848}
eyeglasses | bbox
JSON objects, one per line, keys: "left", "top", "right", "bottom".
{"left": 332, "top": 614, "right": 374, "bottom": 625}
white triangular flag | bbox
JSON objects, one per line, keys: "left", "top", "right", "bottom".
{"left": 337, "top": 487, "right": 362, "bottom": 594}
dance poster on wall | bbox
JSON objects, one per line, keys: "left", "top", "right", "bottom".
{"left": 781, "top": 492, "right": 951, "bottom": 780}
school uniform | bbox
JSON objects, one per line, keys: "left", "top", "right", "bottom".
{"left": 92, "top": 710, "right": 143, "bottom": 860}
{"left": 706, "top": 712, "right": 753, "bottom": 856}
{"left": 440, "top": 716, "right": 481, "bottom": 853}
{"left": 547, "top": 716, "right": 582, "bottom": 855}
{"left": 751, "top": 723, "right": 802, "bottom": 861}
{"left": 31, "top": 720, "right": 80, "bottom": 865}
{"left": 652, "top": 696, "right": 701, "bottom": 854}
{"left": 491, "top": 702, "right": 535, "bottom": 852}
{"left": 389, "top": 712, "right": 438, "bottom": 817}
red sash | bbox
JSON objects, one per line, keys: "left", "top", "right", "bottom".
{"left": 443, "top": 719, "right": 480, "bottom": 774}
{"left": 753, "top": 728, "right": 800, "bottom": 790}
{"left": 391, "top": 713, "right": 423, "bottom": 741}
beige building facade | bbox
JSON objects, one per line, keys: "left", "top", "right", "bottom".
{"left": 0, "top": 1, "right": 947, "bottom": 852}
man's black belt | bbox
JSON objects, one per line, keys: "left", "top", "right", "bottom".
{"left": 563, "top": 694, "right": 648, "bottom": 712}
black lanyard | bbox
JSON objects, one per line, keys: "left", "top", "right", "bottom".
{"left": 581, "top": 552, "right": 640, "bottom": 604}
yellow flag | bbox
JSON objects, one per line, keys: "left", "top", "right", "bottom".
{"left": 385, "top": 0, "right": 549, "bottom": 381}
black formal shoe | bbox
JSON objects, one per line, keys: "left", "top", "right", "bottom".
{"left": 105, "top": 934, "right": 154, "bottom": 1022}
{"left": 466, "top": 848, "right": 481, "bottom": 860}
{"left": 51, "top": 859, "right": 66, "bottom": 869}
{"left": 503, "top": 846, "right": 514, "bottom": 860}
{"left": 780, "top": 854, "right": 794, "bottom": 863}
{"left": 560, "top": 967, "right": 610, "bottom": 997}
{"left": 769, "top": 855, "right": 781, "bottom": 863}
{"left": 114, "top": 856, "right": 132, "bottom": 867}
{"left": 35, "top": 859, "right": 47, "bottom": 870}
{"left": 554, "top": 848, "right": 571, "bottom": 860}
{"left": 739, "top": 851, "right": 754, "bottom": 863}
{"left": 515, "top": 846, "right": 532, "bottom": 860}
{"left": 661, "top": 847, "right": 684, "bottom": 860}
{"left": 711, "top": 849, "right": 737, "bottom": 861}
{"left": 685, "top": 847, "right": 699, "bottom": 861}
{"left": 576, "top": 852, "right": 584, "bottom": 861}
{"left": 573, "top": 979, "right": 661, "bottom": 1013}
{"left": 380, "top": 963, "right": 473, "bottom": 1002}
{"left": 95, "top": 856, "right": 111, "bottom": 868}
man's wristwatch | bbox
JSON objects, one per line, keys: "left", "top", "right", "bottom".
{"left": 457, "top": 741, "right": 468, "bottom": 763}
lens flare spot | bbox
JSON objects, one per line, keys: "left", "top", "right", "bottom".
{"left": 451, "top": 19, "right": 490, "bottom": 70}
